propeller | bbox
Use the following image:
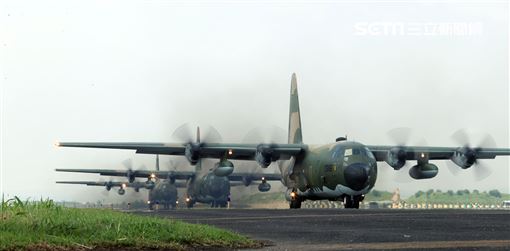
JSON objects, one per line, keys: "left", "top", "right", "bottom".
{"left": 448, "top": 129, "right": 496, "bottom": 181}
{"left": 386, "top": 127, "right": 429, "bottom": 183}
{"left": 122, "top": 159, "right": 153, "bottom": 183}
{"left": 171, "top": 123, "right": 223, "bottom": 144}
{"left": 242, "top": 125, "right": 286, "bottom": 171}
{"left": 242, "top": 125, "right": 287, "bottom": 144}
{"left": 171, "top": 123, "right": 222, "bottom": 165}
{"left": 99, "top": 178, "right": 113, "bottom": 197}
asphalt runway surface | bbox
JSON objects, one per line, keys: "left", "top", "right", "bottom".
{"left": 135, "top": 209, "right": 510, "bottom": 250}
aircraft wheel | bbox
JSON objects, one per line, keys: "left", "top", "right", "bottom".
{"left": 290, "top": 198, "right": 302, "bottom": 209}
{"left": 344, "top": 196, "right": 353, "bottom": 208}
{"left": 352, "top": 198, "right": 360, "bottom": 209}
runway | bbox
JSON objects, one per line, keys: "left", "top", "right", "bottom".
{"left": 135, "top": 209, "right": 510, "bottom": 250}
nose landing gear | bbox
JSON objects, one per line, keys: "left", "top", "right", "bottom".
{"left": 343, "top": 195, "right": 364, "bottom": 209}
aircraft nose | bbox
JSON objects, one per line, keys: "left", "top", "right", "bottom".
{"left": 344, "top": 163, "right": 369, "bottom": 191}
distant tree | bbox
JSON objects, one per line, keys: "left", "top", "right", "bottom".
{"left": 447, "top": 190, "right": 454, "bottom": 196}
{"left": 426, "top": 189, "right": 434, "bottom": 196}
{"left": 463, "top": 189, "right": 470, "bottom": 195}
{"left": 473, "top": 189, "right": 479, "bottom": 195}
{"left": 435, "top": 189, "right": 442, "bottom": 194}
{"left": 456, "top": 190, "right": 464, "bottom": 196}
{"left": 415, "top": 191, "right": 424, "bottom": 197}
{"left": 371, "top": 190, "right": 381, "bottom": 197}
{"left": 488, "top": 190, "right": 501, "bottom": 198}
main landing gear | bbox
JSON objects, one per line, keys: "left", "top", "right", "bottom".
{"left": 185, "top": 197, "right": 194, "bottom": 208}
{"left": 343, "top": 195, "right": 364, "bottom": 209}
{"left": 211, "top": 200, "right": 228, "bottom": 208}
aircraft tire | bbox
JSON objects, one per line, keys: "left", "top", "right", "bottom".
{"left": 290, "top": 199, "right": 302, "bottom": 209}
{"left": 344, "top": 196, "right": 353, "bottom": 208}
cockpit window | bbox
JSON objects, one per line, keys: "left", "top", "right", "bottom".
{"left": 332, "top": 145, "right": 344, "bottom": 159}
{"left": 345, "top": 148, "right": 362, "bottom": 156}
{"left": 365, "top": 147, "right": 375, "bottom": 159}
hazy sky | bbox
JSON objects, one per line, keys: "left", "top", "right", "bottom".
{"left": 1, "top": 0, "right": 508, "bottom": 201}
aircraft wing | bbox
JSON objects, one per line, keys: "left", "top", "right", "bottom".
{"left": 57, "top": 142, "right": 305, "bottom": 160}
{"left": 227, "top": 173, "right": 282, "bottom": 182}
{"left": 55, "top": 168, "right": 195, "bottom": 180}
{"left": 366, "top": 145, "right": 510, "bottom": 161}
{"left": 56, "top": 181, "right": 145, "bottom": 187}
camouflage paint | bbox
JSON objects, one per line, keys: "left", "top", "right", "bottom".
{"left": 284, "top": 74, "right": 377, "bottom": 202}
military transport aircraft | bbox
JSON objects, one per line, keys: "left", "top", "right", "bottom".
{"left": 57, "top": 73, "right": 510, "bottom": 209}
{"left": 56, "top": 155, "right": 280, "bottom": 208}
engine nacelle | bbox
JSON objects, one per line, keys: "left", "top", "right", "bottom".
{"left": 213, "top": 159, "right": 234, "bottom": 177}
{"left": 118, "top": 188, "right": 126, "bottom": 195}
{"left": 242, "top": 176, "right": 253, "bottom": 186}
{"left": 127, "top": 171, "right": 135, "bottom": 183}
{"left": 451, "top": 147, "right": 477, "bottom": 169}
{"left": 409, "top": 163, "right": 438, "bottom": 179}
{"left": 105, "top": 185, "right": 112, "bottom": 191}
{"left": 145, "top": 180, "right": 155, "bottom": 190}
{"left": 258, "top": 181, "right": 271, "bottom": 192}
{"left": 185, "top": 143, "right": 200, "bottom": 165}
{"left": 255, "top": 144, "right": 277, "bottom": 168}
{"left": 385, "top": 147, "right": 407, "bottom": 170}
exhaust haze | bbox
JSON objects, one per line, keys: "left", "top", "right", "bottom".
{"left": 1, "top": 0, "right": 508, "bottom": 201}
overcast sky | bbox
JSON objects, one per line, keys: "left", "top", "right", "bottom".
{"left": 1, "top": 0, "right": 508, "bottom": 202}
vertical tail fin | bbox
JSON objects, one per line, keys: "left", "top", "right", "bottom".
{"left": 288, "top": 73, "right": 303, "bottom": 144}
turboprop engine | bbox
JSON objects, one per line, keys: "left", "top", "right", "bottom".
{"left": 409, "top": 163, "right": 438, "bottom": 179}
{"left": 117, "top": 183, "right": 127, "bottom": 195}
{"left": 212, "top": 159, "right": 234, "bottom": 177}
{"left": 255, "top": 144, "right": 278, "bottom": 168}
{"left": 257, "top": 178, "right": 271, "bottom": 192}
{"left": 185, "top": 143, "right": 201, "bottom": 165}
{"left": 385, "top": 147, "right": 407, "bottom": 170}
{"left": 145, "top": 180, "right": 155, "bottom": 190}
{"left": 450, "top": 147, "right": 477, "bottom": 169}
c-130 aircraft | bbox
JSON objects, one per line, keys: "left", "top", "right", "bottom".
{"left": 56, "top": 155, "right": 280, "bottom": 208}
{"left": 57, "top": 73, "right": 510, "bottom": 209}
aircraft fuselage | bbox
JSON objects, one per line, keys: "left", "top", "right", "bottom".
{"left": 282, "top": 141, "right": 377, "bottom": 201}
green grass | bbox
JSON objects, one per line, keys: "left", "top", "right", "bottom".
{"left": 0, "top": 196, "right": 257, "bottom": 251}
{"left": 405, "top": 191, "right": 510, "bottom": 204}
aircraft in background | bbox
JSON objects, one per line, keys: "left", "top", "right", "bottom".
{"left": 56, "top": 180, "right": 155, "bottom": 196}
{"left": 57, "top": 73, "right": 510, "bottom": 209}
{"left": 56, "top": 155, "right": 281, "bottom": 208}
